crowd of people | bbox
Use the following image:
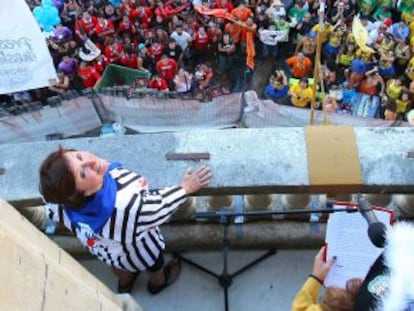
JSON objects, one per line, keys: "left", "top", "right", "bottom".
{"left": 261, "top": 0, "right": 414, "bottom": 122}
{"left": 18, "top": 0, "right": 251, "bottom": 105}
{"left": 0, "top": 0, "right": 412, "bottom": 122}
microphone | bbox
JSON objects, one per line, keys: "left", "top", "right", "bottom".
{"left": 357, "top": 195, "right": 379, "bottom": 225}
{"left": 368, "top": 222, "right": 386, "bottom": 248}
{"left": 357, "top": 196, "right": 386, "bottom": 248}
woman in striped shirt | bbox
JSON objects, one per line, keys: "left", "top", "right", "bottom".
{"left": 39, "top": 147, "right": 211, "bottom": 294}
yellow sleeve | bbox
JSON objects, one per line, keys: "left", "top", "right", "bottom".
{"left": 305, "top": 88, "right": 314, "bottom": 99}
{"left": 290, "top": 277, "right": 324, "bottom": 311}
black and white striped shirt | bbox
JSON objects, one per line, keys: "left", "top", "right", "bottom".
{"left": 46, "top": 166, "right": 188, "bottom": 272}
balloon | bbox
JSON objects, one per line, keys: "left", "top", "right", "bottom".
{"left": 32, "top": 0, "right": 61, "bottom": 32}
{"left": 109, "top": 0, "right": 123, "bottom": 8}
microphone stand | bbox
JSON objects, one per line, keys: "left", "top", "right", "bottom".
{"left": 173, "top": 205, "right": 358, "bottom": 311}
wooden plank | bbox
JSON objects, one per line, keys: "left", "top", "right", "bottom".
{"left": 305, "top": 125, "right": 362, "bottom": 194}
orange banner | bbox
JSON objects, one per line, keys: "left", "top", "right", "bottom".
{"left": 194, "top": 5, "right": 233, "bottom": 19}
{"left": 195, "top": 5, "right": 255, "bottom": 70}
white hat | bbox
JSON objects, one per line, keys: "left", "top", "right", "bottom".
{"left": 407, "top": 109, "right": 414, "bottom": 125}
{"left": 79, "top": 39, "right": 101, "bottom": 62}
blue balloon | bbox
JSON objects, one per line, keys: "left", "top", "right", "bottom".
{"left": 109, "top": 0, "right": 123, "bottom": 8}
{"left": 33, "top": 1, "right": 61, "bottom": 32}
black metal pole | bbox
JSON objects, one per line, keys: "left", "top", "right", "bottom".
{"left": 195, "top": 205, "right": 358, "bottom": 220}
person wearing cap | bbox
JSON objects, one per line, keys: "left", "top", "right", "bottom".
{"left": 290, "top": 246, "right": 363, "bottom": 311}
{"left": 58, "top": 55, "right": 78, "bottom": 76}
{"left": 288, "top": 77, "right": 314, "bottom": 108}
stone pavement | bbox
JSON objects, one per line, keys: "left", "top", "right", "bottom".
{"left": 81, "top": 249, "right": 317, "bottom": 311}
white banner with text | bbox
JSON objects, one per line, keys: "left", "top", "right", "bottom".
{"left": 0, "top": 0, "right": 57, "bottom": 94}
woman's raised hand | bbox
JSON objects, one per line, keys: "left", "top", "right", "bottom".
{"left": 180, "top": 166, "right": 212, "bottom": 195}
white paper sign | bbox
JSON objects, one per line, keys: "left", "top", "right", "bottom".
{"left": 0, "top": 0, "right": 57, "bottom": 94}
{"left": 259, "top": 29, "right": 288, "bottom": 45}
{"left": 324, "top": 206, "right": 393, "bottom": 288}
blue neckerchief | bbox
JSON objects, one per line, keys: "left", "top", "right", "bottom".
{"left": 65, "top": 162, "right": 122, "bottom": 234}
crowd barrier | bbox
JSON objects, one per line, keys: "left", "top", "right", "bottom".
{"left": 97, "top": 89, "right": 242, "bottom": 132}
{"left": 2, "top": 88, "right": 412, "bottom": 144}
{"left": 0, "top": 91, "right": 101, "bottom": 144}
{"left": 243, "top": 91, "right": 412, "bottom": 128}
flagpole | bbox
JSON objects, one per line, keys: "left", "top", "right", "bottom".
{"left": 309, "top": 0, "right": 325, "bottom": 125}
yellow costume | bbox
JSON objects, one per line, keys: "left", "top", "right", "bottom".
{"left": 312, "top": 23, "right": 332, "bottom": 44}
{"left": 290, "top": 84, "right": 314, "bottom": 108}
{"left": 386, "top": 80, "right": 402, "bottom": 100}
{"left": 291, "top": 277, "right": 323, "bottom": 311}
{"left": 396, "top": 98, "right": 410, "bottom": 114}
{"left": 406, "top": 57, "right": 414, "bottom": 80}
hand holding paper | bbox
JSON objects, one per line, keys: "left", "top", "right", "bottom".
{"left": 324, "top": 204, "right": 393, "bottom": 288}
{"left": 311, "top": 246, "right": 337, "bottom": 283}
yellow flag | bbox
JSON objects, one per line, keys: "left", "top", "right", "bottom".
{"left": 352, "top": 15, "right": 375, "bottom": 54}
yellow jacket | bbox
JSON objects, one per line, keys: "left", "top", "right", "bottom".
{"left": 289, "top": 84, "right": 314, "bottom": 108}
{"left": 291, "top": 277, "right": 323, "bottom": 311}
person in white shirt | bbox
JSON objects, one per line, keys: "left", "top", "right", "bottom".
{"left": 173, "top": 68, "right": 193, "bottom": 93}
{"left": 170, "top": 24, "right": 192, "bottom": 52}
{"left": 367, "top": 22, "right": 388, "bottom": 46}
